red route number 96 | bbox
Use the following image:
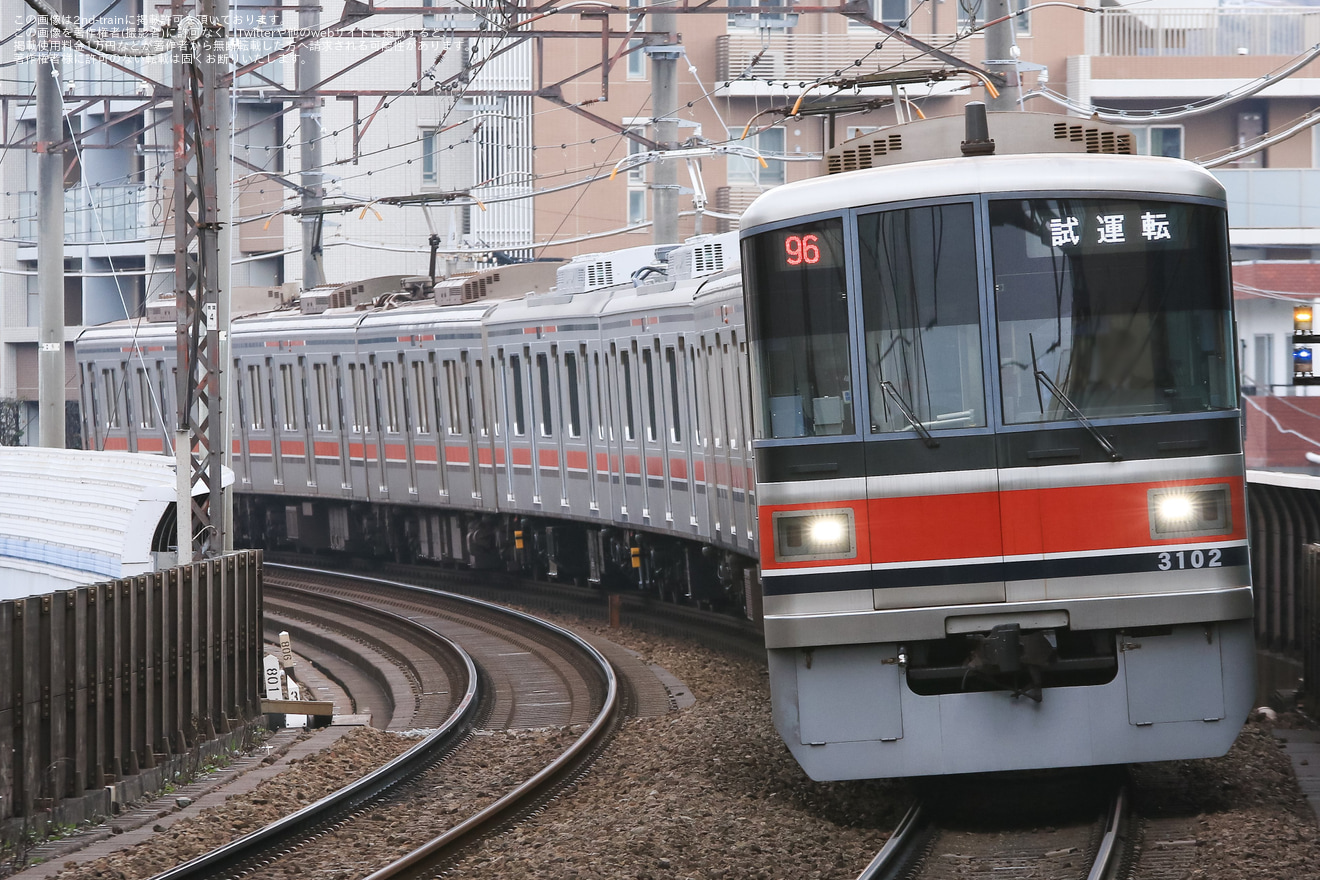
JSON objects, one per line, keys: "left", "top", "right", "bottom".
{"left": 784, "top": 233, "right": 821, "bottom": 266}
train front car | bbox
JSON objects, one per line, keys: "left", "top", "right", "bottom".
{"left": 741, "top": 118, "right": 1253, "bottom": 779}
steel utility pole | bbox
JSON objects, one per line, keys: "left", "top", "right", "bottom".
{"left": 172, "top": 5, "right": 229, "bottom": 561}
{"left": 984, "top": 0, "right": 1022, "bottom": 111}
{"left": 37, "top": 52, "right": 65, "bottom": 448}
{"left": 649, "top": 12, "right": 680, "bottom": 245}
{"left": 298, "top": 2, "right": 324, "bottom": 290}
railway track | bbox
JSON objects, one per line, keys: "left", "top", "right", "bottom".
{"left": 859, "top": 776, "right": 1132, "bottom": 880}
{"left": 147, "top": 564, "right": 619, "bottom": 880}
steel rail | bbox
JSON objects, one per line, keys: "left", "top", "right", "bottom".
{"left": 288, "top": 564, "right": 622, "bottom": 880}
{"left": 147, "top": 577, "right": 481, "bottom": 880}
{"left": 854, "top": 801, "right": 932, "bottom": 880}
{"left": 1086, "top": 784, "right": 1131, "bottom": 880}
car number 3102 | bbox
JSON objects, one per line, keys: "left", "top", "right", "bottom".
{"left": 1157, "top": 549, "right": 1222, "bottom": 571}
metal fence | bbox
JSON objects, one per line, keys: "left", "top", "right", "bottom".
{"left": 0, "top": 551, "right": 263, "bottom": 824}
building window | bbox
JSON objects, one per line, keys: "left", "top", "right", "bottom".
{"left": 729, "top": 127, "right": 785, "bottom": 188}
{"left": 626, "top": 128, "right": 648, "bottom": 228}
{"left": 421, "top": 130, "right": 438, "bottom": 187}
{"left": 1134, "top": 125, "right": 1183, "bottom": 158}
{"left": 628, "top": 0, "right": 646, "bottom": 78}
{"left": 878, "top": 0, "right": 908, "bottom": 27}
{"left": 957, "top": 0, "right": 1030, "bottom": 34}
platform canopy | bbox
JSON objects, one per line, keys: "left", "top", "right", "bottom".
{"left": 0, "top": 448, "right": 224, "bottom": 598}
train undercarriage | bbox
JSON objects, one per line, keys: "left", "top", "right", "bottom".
{"left": 235, "top": 494, "right": 758, "bottom": 616}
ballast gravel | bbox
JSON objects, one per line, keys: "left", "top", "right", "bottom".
{"left": 35, "top": 615, "right": 1320, "bottom": 880}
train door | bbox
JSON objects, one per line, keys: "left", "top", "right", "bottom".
{"left": 333, "top": 356, "right": 353, "bottom": 496}
{"left": 345, "top": 360, "right": 372, "bottom": 499}
{"left": 731, "top": 332, "right": 755, "bottom": 550}
{"left": 641, "top": 339, "right": 668, "bottom": 525}
{"left": 581, "top": 345, "right": 602, "bottom": 514}
{"left": 471, "top": 353, "right": 498, "bottom": 505}
{"left": 439, "top": 355, "right": 472, "bottom": 503}
{"left": 267, "top": 357, "right": 286, "bottom": 488}
{"left": 368, "top": 355, "right": 389, "bottom": 498}
{"left": 404, "top": 355, "right": 431, "bottom": 499}
{"left": 617, "top": 342, "right": 642, "bottom": 520}
{"left": 297, "top": 356, "right": 316, "bottom": 489}
{"left": 396, "top": 354, "right": 420, "bottom": 497}
{"left": 684, "top": 341, "right": 704, "bottom": 531}
{"left": 710, "top": 335, "right": 736, "bottom": 543}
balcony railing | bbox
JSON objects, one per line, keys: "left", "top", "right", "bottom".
{"left": 17, "top": 185, "right": 153, "bottom": 245}
{"left": 716, "top": 33, "right": 971, "bottom": 83}
{"left": 1085, "top": 8, "right": 1320, "bottom": 58}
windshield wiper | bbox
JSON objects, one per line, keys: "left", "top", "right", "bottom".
{"left": 1032, "top": 371, "right": 1121, "bottom": 461}
{"left": 1029, "top": 335, "right": 1120, "bottom": 461}
{"left": 880, "top": 381, "right": 938, "bottom": 448}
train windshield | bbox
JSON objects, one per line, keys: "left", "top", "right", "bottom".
{"left": 857, "top": 202, "right": 986, "bottom": 435}
{"left": 744, "top": 219, "right": 854, "bottom": 439}
{"left": 991, "top": 198, "right": 1235, "bottom": 425}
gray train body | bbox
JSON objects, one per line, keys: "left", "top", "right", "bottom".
{"left": 76, "top": 235, "right": 757, "bottom": 609}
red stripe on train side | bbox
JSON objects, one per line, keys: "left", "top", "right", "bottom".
{"left": 669, "top": 459, "right": 687, "bottom": 480}
{"left": 1001, "top": 477, "right": 1247, "bottom": 556}
{"left": 249, "top": 439, "right": 272, "bottom": 456}
{"left": 103, "top": 437, "right": 129, "bottom": 451}
{"left": 512, "top": 447, "right": 532, "bottom": 467}
{"left": 314, "top": 441, "right": 340, "bottom": 459}
{"left": 138, "top": 438, "right": 164, "bottom": 453}
{"left": 566, "top": 450, "right": 589, "bottom": 471}
{"left": 539, "top": 449, "right": 559, "bottom": 469}
{"left": 445, "top": 445, "right": 470, "bottom": 465}
{"left": 384, "top": 443, "right": 407, "bottom": 461}
{"left": 414, "top": 445, "right": 438, "bottom": 463}
{"left": 282, "top": 440, "right": 305, "bottom": 457}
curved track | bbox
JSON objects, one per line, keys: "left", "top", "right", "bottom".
{"left": 148, "top": 565, "right": 618, "bottom": 880}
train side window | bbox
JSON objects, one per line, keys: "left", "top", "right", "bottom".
{"left": 858, "top": 202, "right": 985, "bottom": 435}
{"left": 473, "top": 359, "right": 490, "bottom": 437}
{"left": 102, "top": 369, "right": 120, "bottom": 429}
{"left": 689, "top": 346, "right": 703, "bottom": 446}
{"left": 621, "top": 349, "right": 636, "bottom": 441}
{"left": 247, "top": 364, "right": 265, "bottom": 430}
{"left": 348, "top": 363, "right": 368, "bottom": 432}
{"left": 744, "top": 218, "right": 853, "bottom": 438}
{"left": 537, "top": 352, "right": 554, "bottom": 437}
{"left": 411, "top": 361, "right": 432, "bottom": 434}
{"left": 487, "top": 357, "right": 501, "bottom": 437}
{"left": 279, "top": 363, "right": 299, "bottom": 431}
{"left": 593, "top": 352, "right": 605, "bottom": 440}
{"left": 724, "top": 341, "right": 738, "bottom": 450}
{"left": 443, "top": 360, "right": 465, "bottom": 435}
{"left": 643, "top": 347, "right": 658, "bottom": 442}
{"left": 314, "top": 363, "right": 332, "bottom": 431}
{"left": 381, "top": 361, "right": 400, "bottom": 433}
{"left": 666, "top": 346, "right": 683, "bottom": 444}
{"left": 137, "top": 368, "right": 155, "bottom": 429}
{"left": 565, "top": 351, "right": 582, "bottom": 438}
{"left": 509, "top": 355, "right": 526, "bottom": 436}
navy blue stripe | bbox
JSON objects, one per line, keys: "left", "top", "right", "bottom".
{"left": 762, "top": 545, "right": 1249, "bottom": 595}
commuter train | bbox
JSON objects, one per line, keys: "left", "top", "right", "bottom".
{"left": 75, "top": 107, "right": 1254, "bottom": 779}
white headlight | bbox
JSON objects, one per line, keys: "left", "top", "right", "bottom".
{"left": 773, "top": 509, "right": 857, "bottom": 561}
{"left": 1148, "top": 486, "right": 1230, "bottom": 538}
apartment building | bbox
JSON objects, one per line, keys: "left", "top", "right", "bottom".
{"left": 3, "top": 0, "right": 1320, "bottom": 443}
